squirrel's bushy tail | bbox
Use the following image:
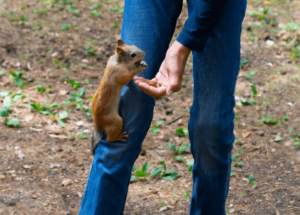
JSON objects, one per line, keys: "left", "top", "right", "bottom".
{"left": 91, "top": 129, "right": 103, "bottom": 155}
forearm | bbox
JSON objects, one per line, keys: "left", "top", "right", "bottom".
{"left": 177, "top": 0, "right": 230, "bottom": 52}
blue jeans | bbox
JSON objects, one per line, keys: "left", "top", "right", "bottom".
{"left": 79, "top": 0, "right": 247, "bottom": 214}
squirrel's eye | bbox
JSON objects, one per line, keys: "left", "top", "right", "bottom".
{"left": 131, "top": 54, "right": 136, "bottom": 57}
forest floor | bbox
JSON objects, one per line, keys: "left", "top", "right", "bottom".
{"left": 0, "top": 0, "right": 300, "bottom": 214}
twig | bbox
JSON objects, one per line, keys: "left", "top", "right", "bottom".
{"left": 167, "top": 115, "right": 182, "bottom": 125}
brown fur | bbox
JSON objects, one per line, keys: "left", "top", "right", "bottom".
{"left": 90, "top": 39, "right": 147, "bottom": 155}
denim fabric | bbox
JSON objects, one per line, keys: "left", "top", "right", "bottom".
{"left": 79, "top": 0, "right": 246, "bottom": 214}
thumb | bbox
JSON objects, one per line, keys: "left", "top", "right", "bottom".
{"left": 166, "top": 74, "right": 181, "bottom": 97}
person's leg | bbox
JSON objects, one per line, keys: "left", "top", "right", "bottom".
{"left": 187, "top": 0, "right": 247, "bottom": 214}
{"left": 79, "top": 1, "right": 183, "bottom": 214}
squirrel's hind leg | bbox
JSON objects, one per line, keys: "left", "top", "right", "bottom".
{"left": 105, "top": 115, "right": 128, "bottom": 142}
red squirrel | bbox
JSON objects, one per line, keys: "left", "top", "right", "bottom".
{"left": 91, "top": 39, "right": 147, "bottom": 155}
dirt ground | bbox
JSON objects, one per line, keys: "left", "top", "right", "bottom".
{"left": 0, "top": 0, "right": 300, "bottom": 214}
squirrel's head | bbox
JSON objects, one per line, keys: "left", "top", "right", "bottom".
{"left": 115, "top": 39, "right": 146, "bottom": 70}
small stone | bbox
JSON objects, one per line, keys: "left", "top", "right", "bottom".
{"left": 140, "top": 148, "right": 146, "bottom": 156}
{"left": 62, "top": 178, "right": 72, "bottom": 187}
{"left": 50, "top": 164, "right": 61, "bottom": 169}
{"left": 266, "top": 40, "right": 274, "bottom": 46}
{"left": 32, "top": 195, "right": 37, "bottom": 199}
{"left": 78, "top": 192, "right": 82, "bottom": 198}
{"left": 257, "top": 130, "right": 264, "bottom": 136}
{"left": 159, "top": 206, "right": 170, "bottom": 212}
{"left": 18, "top": 151, "right": 25, "bottom": 160}
{"left": 15, "top": 177, "right": 26, "bottom": 181}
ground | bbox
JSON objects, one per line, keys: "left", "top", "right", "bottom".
{"left": 0, "top": 0, "right": 300, "bottom": 214}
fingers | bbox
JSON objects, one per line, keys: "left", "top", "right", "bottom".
{"left": 135, "top": 78, "right": 167, "bottom": 98}
{"left": 166, "top": 73, "right": 181, "bottom": 97}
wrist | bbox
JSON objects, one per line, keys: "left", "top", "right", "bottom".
{"left": 168, "top": 40, "right": 191, "bottom": 60}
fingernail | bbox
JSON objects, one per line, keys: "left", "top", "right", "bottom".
{"left": 168, "top": 90, "right": 173, "bottom": 97}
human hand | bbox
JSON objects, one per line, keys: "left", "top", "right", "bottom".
{"left": 134, "top": 41, "right": 191, "bottom": 98}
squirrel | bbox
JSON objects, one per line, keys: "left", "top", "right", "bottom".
{"left": 90, "top": 39, "right": 147, "bottom": 155}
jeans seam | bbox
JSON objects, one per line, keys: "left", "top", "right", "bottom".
{"left": 165, "top": 0, "right": 178, "bottom": 52}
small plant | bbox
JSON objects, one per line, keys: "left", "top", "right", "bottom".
{"left": 246, "top": 72, "right": 257, "bottom": 98}
{"left": 234, "top": 138, "right": 243, "bottom": 144}
{"left": 176, "top": 127, "right": 188, "bottom": 136}
{"left": 69, "top": 79, "right": 81, "bottom": 89}
{"left": 182, "top": 189, "right": 190, "bottom": 199}
{"left": 260, "top": 117, "right": 278, "bottom": 126}
{"left": 167, "top": 141, "right": 190, "bottom": 154}
{"left": 36, "top": 85, "right": 45, "bottom": 93}
{"left": 65, "top": 88, "right": 86, "bottom": 110}
{"left": 240, "top": 59, "right": 249, "bottom": 68}
{"left": 87, "top": 48, "right": 97, "bottom": 56}
{"left": 90, "top": 9, "right": 101, "bottom": 17}
{"left": 248, "top": 174, "right": 257, "bottom": 189}
{"left": 131, "top": 161, "right": 178, "bottom": 181}
{"left": 159, "top": 199, "right": 167, "bottom": 207}
{"left": 10, "top": 71, "right": 27, "bottom": 88}
{"left": 151, "top": 120, "right": 164, "bottom": 135}
{"left": 186, "top": 159, "right": 194, "bottom": 173}
{"left": 0, "top": 93, "right": 20, "bottom": 128}
{"left": 236, "top": 98, "right": 256, "bottom": 107}
{"left": 61, "top": 23, "right": 70, "bottom": 30}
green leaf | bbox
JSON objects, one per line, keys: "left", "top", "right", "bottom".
{"left": 230, "top": 173, "right": 236, "bottom": 177}
{"left": 69, "top": 79, "right": 81, "bottom": 89}
{"left": 186, "top": 159, "right": 194, "bottom": 173}
{"left": 20, "top": 15, "right": 25, "bottom": 21}
{"left": 248, "top": 174, "right": 255, "bottom": 183}
{"left": 61, "top": 23, "right": 70, "bottom": 30}
{"left": 76, "top": 88, "right": 86, "bottom": 97}
{"left": 58, "top": 119, "right": 65, "bottom": 128}
{"left": 177, "top": 144, "right": 189, "bottom": 154}
{"left": 150, "top": 167, "right": 162, "bottom": 177}
{"left": 292, "top": 141, "right": 300, "bottom": 148}
{"left": 29, "top": 103, "right": 42, "bottom": 111}
{"left": 87, "top": 48, "right": 97, "bottom": 56}
{"left": 142, "top": 162, "right": 150, "bottom": 173}
{"left": 0, "top": 90, "right": 12, "bottom": 97}
{"left": 130, "top": 175, "right": 137, "bottom": 181}
{"left": 151, "top": 127, "right": 159, "bottom": 135}
{"left": 234, "top": 115, "right": 243, "bottom": 120}
{"left": 85, "top": 79, "right": 92, "bottom": 83}
{"left": 0, "top": 70, "right": 6, "bottom": 76}
{"left": 251, "top": 183, "right": 257, "bottom": 189}
{"left": 166, "top": 143, "right": 176, "bottom": 152}
{"left": 274, "top": 136, "right": 283, "bottom": 142}
{"left": 68, "top": 134, "right": 75, "bottom": 139}
{"left": 240, "top": 59, "right": 249, "bottom": 68}
{"left": 132, "top": 165, "right": 138, "bottom": 172}
{"left": 234, "top": 138, "right": 243, "bottom": 144}
{"left": 250, "top": 83, "right": 257, "bottom": 98}
{"left": 282, "top": 116, "right": 289, "bottom": 121}
{"left": 3, "top": 96, "right": 12, "bottom": 108}
{"left": 173, "top": 156, "right": 184, "bottom": 162}
{"left": 176, "top": 128, "right": 188, "bottom": 136}
{"left": 70, "top": 6, "right": 80, "bottom": 14}
{"left": 5, "top": 118, "right": 20, "bottom": 128}
{"left": 58, "top": 110, "right": 68, "bottom": 120}
{"left": 156, "top": 120, "right": 164, "bottom": 126}
{"left": 49, "top": 103, "right": 59, "bottom": 108}
{"left": 0, "top": 108, "right": 9, "bottom": 117}
{"left": 40, "top": 110, "right": 51, "bottom": 115}
{"left": 263, "top": 117, "right": 277, "bottom": 125}
{"left": 36, "top": 85, "right": 45, "bottom": 93}
{"left": 159, "top": 161, "right": 166, "bottom": 171}
{"left": 246, "top": 71, "right": 255, "bottom": 82}
{"left": 161, "top": 169, "right": 178, "bottom": 181}
{"left": 135, "top": 170, "right": 146, "bottom": 178}
{"left": 90, "top": 9, "right": 101, "bottom": 17}
{"left": 237, "top": 161, "right": 243, "bottom": 167}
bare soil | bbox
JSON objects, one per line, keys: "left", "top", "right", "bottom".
{"left": 0, "top": 0, "right": 300, "bottom": 214}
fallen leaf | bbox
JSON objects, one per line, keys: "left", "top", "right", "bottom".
{"left": 23, "top": 165, "right": 31, "bottom": 169}
{"left": 242, "top": 132, "right": 251, "bottom": 138}
{"left": 159, "top": 206, "right": 170, "bottom": 212}
{"left": 49, "top": 134, "right": 68, "bottom": 139}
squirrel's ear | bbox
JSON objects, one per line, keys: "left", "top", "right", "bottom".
{"left": 117, "top": 39, "right": 125, "bottom": 46}
{"left": 116, "top": 47, "right": 124, "bottom": 55}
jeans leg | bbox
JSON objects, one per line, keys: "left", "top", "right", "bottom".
{"left": 79, "top": 1, "right": 182, "bottom": 215}
{"left": 187, "top": 0, "right": 247, "bottom": 214}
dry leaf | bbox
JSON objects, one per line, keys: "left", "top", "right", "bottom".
{"left": 62, "top": 178, "right": 72, "bottom": 187}
{"left": 24, "top": 115, "right": 34, "bottom": 122}
{"left": 49, "top": 134, "right": 68, "bottom": 139}
{"left": 242, "top": 132, "right": 251, "bottom": 138}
